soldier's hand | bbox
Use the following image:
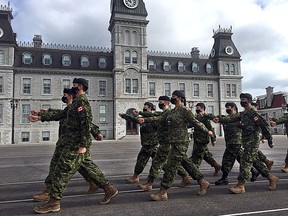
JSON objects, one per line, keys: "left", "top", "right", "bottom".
{"left": 78, "top": 147, "right": 87, "bottom": 155}
{"left": 208, "top": 131, "right": 213, "bottom": 137}
{"left": 119, "top": 113, "right": 124, "bottom": 118}
{"left": 138, "top": 118, "right": 145, "bottom": 124}
{"left": 213, "top": 117, "right": 219, "bottom": 123}
{"left": 133, "top": 110, "right": 139, "bottom": 116}
{"left": 268, "top": 141, "right": 274, "bottom": 148}
{"left": 96, "top": 134, "right": 103, "bottom": 141}
{"left": 28, "top": 114, "right": 40, "bottom": 122}
{"left": 30, "top": 110, "right": 38, "bottom": 116}
{"left": 270, "top": 121, "right": 276, "bottom": 127}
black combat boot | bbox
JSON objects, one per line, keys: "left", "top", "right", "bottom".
{"left": 250, "top": 167, "right": 260, "bottom": 182}
{"left": 215, "top": 171, "right": 228, "bottom": 185}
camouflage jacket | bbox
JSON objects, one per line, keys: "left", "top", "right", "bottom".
{"left": 219, "top": 113, "right": 242, "bottom": 145}
{"left": 273, "top": 115, "right": 288, "bottom": 125}
{"left": 193, "top": 113, "right": 216, "bottom": 144}
{"left": 145, "top": 106, "right": 209, "bottom": 144}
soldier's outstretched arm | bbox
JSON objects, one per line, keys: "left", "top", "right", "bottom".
{"left": 40, "top": 108, "right": 67, "bottom": 122}
{"left": 91, "top": 123, "right": 102, "bottom": 140}
{"left": 185, "top": 109, "right": 209, "bottom": 134}
{"left": 218, "top": 113, "right": 240, "bottom": 124}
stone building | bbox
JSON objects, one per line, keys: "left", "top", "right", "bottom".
{"left": 0, "top": 0, "right": 242, "bottom": 144}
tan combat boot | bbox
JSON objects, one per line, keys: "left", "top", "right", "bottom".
{"left": 33, "top": 188, "right": 50, "bottom": 202}
{"left": 138, "top": 182, "right": 153, "bottom": 191}
{"left": 267, "top": 174, "right": 279, "bottom": 191}
{"left": 126, "top": 175, "right": 140, "bottom": 183}
{"left": 213, "top": 163, "right": 222, "bottom": 176}
{"left": 197, "top": 178, "right": 210, "bottom": 196}
{"left": 229, "top": 181, "right": 245, "bottom": 194}
{"left": 99, "top": 183, "right": 118, "bottom": 205}
{"left": 149, "top": 187, "right": 168, "bottom": 201}
{"left": 265, "top": 159, "right": 274, "bottom": 171}
{"left": 281, "top": 164, "right": 288, "bottom": 173}
{"left": 87, "top": 180, "right": 99, "bottom": 194}
{"left": 33, "top": 198, "right": 60, "bottom": 214}
{"left": 178, "top": 176, "right": 193, "bottom": 188}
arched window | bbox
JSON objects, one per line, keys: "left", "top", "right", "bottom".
{"left": 231, "top": 64, "right": 235, "bottom": 75}
{"left": 163, "top": 61, "right": 171, "bottom": 72}
{"left": 192, "top": 62, "right": 199, "bottom": 72}
{"left": 42, "top": 53, "right": 52, "bottom": 65}
{"left": 148, "top": 59, "right": 156, "bottom": 70}
{"left": 124, "top": 50, "right": 131, "bottom": 63}
{"left": 131, "top": 51, "right": 137, "bottom": 64}
{"left": 124, "top": 30, "right": 131, "bottom": 45}
{"left": 80, "top": 56, "right": 89, "bottom": 67}
{"left": 131, "top": 31, "right": 138, "bottom": 46}
{"left": 178, "top": 61, "right": 185, "bottom": 72}
{"left": 62, "top": 54, "right": 71, "bottom": 66}
{"left": 98, "top": 57, "right": 107, "bottom": 69}
{"left": 0, "top": 50, "right": 4, "bottom": 65}
{"left": 225, "top": 64, "right": 230, "bottom": 74}
{"left": 22, "top": 52, "right": 32, "bottom": 64}
{"left": 206, "top": 63, "right": 213, "bottom": 73}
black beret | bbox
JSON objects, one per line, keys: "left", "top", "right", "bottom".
{"left": 172, "top": 90, "right": 185, "bottom": 99}
{"left": 144, "top": 102, "right": 154, "bottom": 108}
{"left": 196, "top": 102, "right": 206, "bottom": 109}
{"left": 158, "top": 96, "right": 170, "bottom": 101}
{"left": 63, "top": 88, "right": 75, "bottom": 95}
{"left": 240, "top": 93, "right": 252, "bottom": 101}
{"left": 73, "top": 78, "right": 89, "bottom": 90}
{"left": 225, "top": 102, "right": 237, "bottom": 108}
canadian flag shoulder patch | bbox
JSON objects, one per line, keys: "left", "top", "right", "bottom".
{"left": 77, "top": 106, "right": 85, "bottom": 112}
{"left": 254, "top": 116, "right": 258, "bottom": 121}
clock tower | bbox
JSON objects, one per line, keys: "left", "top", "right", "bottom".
{"left": 109, "top": 0, "right": 149, "bottom": 139}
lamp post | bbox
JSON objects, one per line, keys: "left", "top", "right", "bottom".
{"left": 10, "top": 99, "right": 18, "bottom": 144}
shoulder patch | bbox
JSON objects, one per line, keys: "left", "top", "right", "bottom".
{"left": 77, "top": 106, "right": 85, "bottom": 112}
{"left": 254, "top": 116, "right": 259, "bottom": 121}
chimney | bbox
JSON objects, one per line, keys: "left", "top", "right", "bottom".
{"left": 191, "top": 47, "right": 200, "bottom": 59}
{"left": 266, "top": 86, "right": 274, "bottom": 107}
{"left": 33, "top": 35, "right": 42, "bottom": 48}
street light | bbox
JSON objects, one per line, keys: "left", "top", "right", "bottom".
{"left": 10, "top": 99, "right": 19, "bottom": 144}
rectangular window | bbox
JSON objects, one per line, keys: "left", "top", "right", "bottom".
{"left": 207, "top": 84, "right": 213, "bottom": 97}
{"left": 164, "top": 83, "right": 171, "bottom": 96}
{"left": 207, "top": 105, "right": 214, "bottom": 114}
{"left": 193, "top": 83, "right": 199, "bottom": 97}
{"left": 0, "top": 104, "right": 3, "bottom": 123}
{"left": 0, "top": 77, "right": 3, "bottom": 93}
{"left": 100, "top": 130, "right": 107, "bottom": 138}
{"left": 99, "top": 80, "right": 106, "bottom": 96}
{"left": 22, "top": 104, "right": 31, "bottom": 124}
{"left": 149, "top": 82, "right": 156, "bottom": 96}
{"left": 125, "top": 78, "right": 131, "bottom": 93}
{"left": 226, "top": 84, "right": 231, "bottom": 97}
{"left": 132, "top": 79, "right": 138, "bottom": 93}
{"left": 62, "top": 79, "right": 70, "bottom": 90}
{"left": 99, "top": 105, "right": 106, "bottom": 122}
{"left": 179, "top": 83, "right": 185, "bottom": 94}
{"left": 42, "top": 131, "right": 50, "bottom": 141}
{"left": 125, "top": 78, "right": 138, "bottom": 94}
{"left": 21, "top": 132, "right": 30, "bottom": 142}
{"left": 43, "top": 79, "right": 51, "bottom": 94}
{"left": 23, "top": 78, "right": 31, "bottom": 94}
{"left": 231, "top": 84, "right": 237, "bottom": 97}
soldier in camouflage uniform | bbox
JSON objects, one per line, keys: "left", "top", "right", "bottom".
{"left": 119, "top": 102, "right": 159, "bottom": 184}
{"left": 190, "top": 102, "right": 221, "bottom": 176}
{"left": 215, "top": 93, "right": 278, "bottom": 194}
{"left": 32, "top": 88, "right": 103, "bottom": 202}
{"left": 31, "top": 78, "right": 118, "bottom": 214}
{"left": 138, "top": 96, "right": 192, "bottom": 192}
{"left": 138, "top": 90, "right": 213, "bottom": 201}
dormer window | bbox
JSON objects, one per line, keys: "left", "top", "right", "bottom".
{"left": 148, "top": 59, "right": 156, "bottom": 70}
{"left": 206, "top": 63, "right": 213, "bottom": 73}
{"left": 22, "top": 52, "right": 32, "bottom": 64}
{"left": 62, "top": 54, "right": 71, "bottom": 66}
{"left": 178, "top": 61, "right": 185, "bottom": 72}
{"left": 42, "top": 53, "right": 52, "bottom": 65}
{"left": 192, "top": 62, "right": 199, "bottom": 73}
{"left": 163, "top": 61, "right": 171, "bottom": 72}
{"left": 98, "top": 57, "right": 107, "bottom": 69}
{"left": 81, "top": 56, "right": 89, "bottom": 67}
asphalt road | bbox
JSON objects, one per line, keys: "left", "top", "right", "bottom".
{"left": 1, "top": 135, "right": 288, "bottom": 216}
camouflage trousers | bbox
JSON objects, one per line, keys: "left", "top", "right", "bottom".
{"left": 49, "top": 145, "right": 108, "bottom": 200}
{"left": 221, "top": 144, "right": 242, "bottom": 174}
{"left": 258, "top": 150, "right": 267, "bottom": 162}
{"left": 191, "top": 141, "right": 218, "bottom": 168}
{"left": 147, "top": 142, "right": 189, "bottom": 183}
{"left": 134, "top": 145, "right": 158, "bottom": 175}
{"left": 161, "top": 141, "right": 203, "bottom": 189}
{"left": 238, "top": 137, "right": 269, "bottom": 182}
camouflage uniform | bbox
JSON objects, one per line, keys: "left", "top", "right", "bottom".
{"left": 41, "top": 94, "right": 108, "bottom": 200}
{"left": 121, "top": 112, "right": 159, "bottom": 176}
{"left": 219, "top": 107, "right": 273, "bottom": 182}
{"left": 145, "top": 106, "right": 209, "bottom": 189}
{"left": 273, "top": 116, "right": 288, "bottom": 165}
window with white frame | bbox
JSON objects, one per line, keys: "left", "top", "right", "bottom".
{"left": 42, "top": 53, "right": 52, "bottom": 65}
{"left": 148, "top": 60, "right": 156, "bottom": 70}
{"left": 42, "top": 131, "right": 50, "bottom": 141}
{"left": 62, "top": 79, "right": 70, "bottom": 90}
{"left": 99, "top": 57, "right": 107, "bottom": 69}
{"left": 163, "top": 61, "right": 171, "bottom": 72}
{"left": 226, "top": 84, "right": 237, "bottom": 97}
{"left": 231, "top": 64, "right": 236, "bottom": 75}
{"left": 99, "top": 80, "right": 106, "bottom": 96}
{"left": 207, "top": 105, "right": 214, "bottom": 114}
{"left": 164, "top": 83, "right": 171, "bottom": 96}
{"left": 192, "top": 62, "right": 199, "bottom": 73}
{"left": 22, "top": 78, "right": 31, "bottom": 94}
{"left": 0, "top": 104, "right": 3, "bottom": 123}
{"left": 149, "top": 82, "right": 156, "bottom": 96}
{"left": 193, "top": 83, "right": 199, "bottom": 97}
{"left": 81, "top": 56, "right": 89, "bottom": 67}
{"left": 125, "top": 78, "right": 138, "bottom": 94}
{"left": 124, "top": 30, "right": 131, "bottom": 45}
{"left": 22, "top": 104, "right": 31, "bottom": 124}
{"left": 179, "top": 83, "right": 185, "bottom": 94}
{"left": 43, "top": 79, "right": 51, "bottom": 94}
{"left": 21, "top": 132, "right": 30, "bottom": 142}
{"left": 207, "top": 84, "right": 213, "bottom": 97}
{"left": 178, "top": 61, "right": 185, "bottom": 72}
{"left": 0, "top": 77, "right": 3, "bottom": 93}
{"left": 125, "top": 51, "right": 131, "bottom": 63}
{"left": 62, "top": 54, "right": 71, "bottom": 66}
{"left": 231, "top": 84, "right": 237, "bottom": 97}
{"left": 22, "top": 52, "right": 32, "bottom": 64}
{"left": 225, "top": 64, "right": 229, "bottom": 75}
{"left": 99, "top": 105, "right": 106, "bottom": 122}
{"left": 100, "top": 130, "right": 107, "bottom": 138}
{"left": 132, "top": 79, "right": 138, "bottom": 93}
{"left": 226, "top": 84, "right": 231, "bottom": 97}
{"left": 206, "top": 63, "right": 213, "bottom": 73}
{"left": 0, "top": 50, "right": 4, "bottom": 65}
{"left": 131, "top": 51, "right": 138, "bottom": 64}
{"left": 131, "top": 31, "right": 138, "bottom": 46}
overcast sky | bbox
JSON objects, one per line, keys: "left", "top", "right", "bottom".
{"left": 1, "top": 0, "right": 288, "bottom": 98}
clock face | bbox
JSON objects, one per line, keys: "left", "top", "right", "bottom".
{"left": 0, "top": 28, "right": 4, "bottom": 38}
{"left": 123, "top": 0, "right": 139, "bottom": 9}
{"left": 225, "top": 46, "right": 234, "bottom": 55}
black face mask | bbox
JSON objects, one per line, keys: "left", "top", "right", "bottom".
{"left": 61, "top": 96, "right": 68, "bottom": 103}
{"left": 158, "top": 103, "right": 165, "bottom": 110}
{"left": 196, "top": 109, "right": 201, "bottom": 114}
{"left": 226, "top": 109, "right": 232, "bottom": 114}
{"left": 143, "top": 108, "right": 148, "bottom": 112}
{"left": 170, "top": 97, "right": 177, "bottom": 104}
{"left": 71, "top": 87, "right": 79, "bottom": 95}
{"left": 240, "top": 101, "right": 248, "bottom": 107}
